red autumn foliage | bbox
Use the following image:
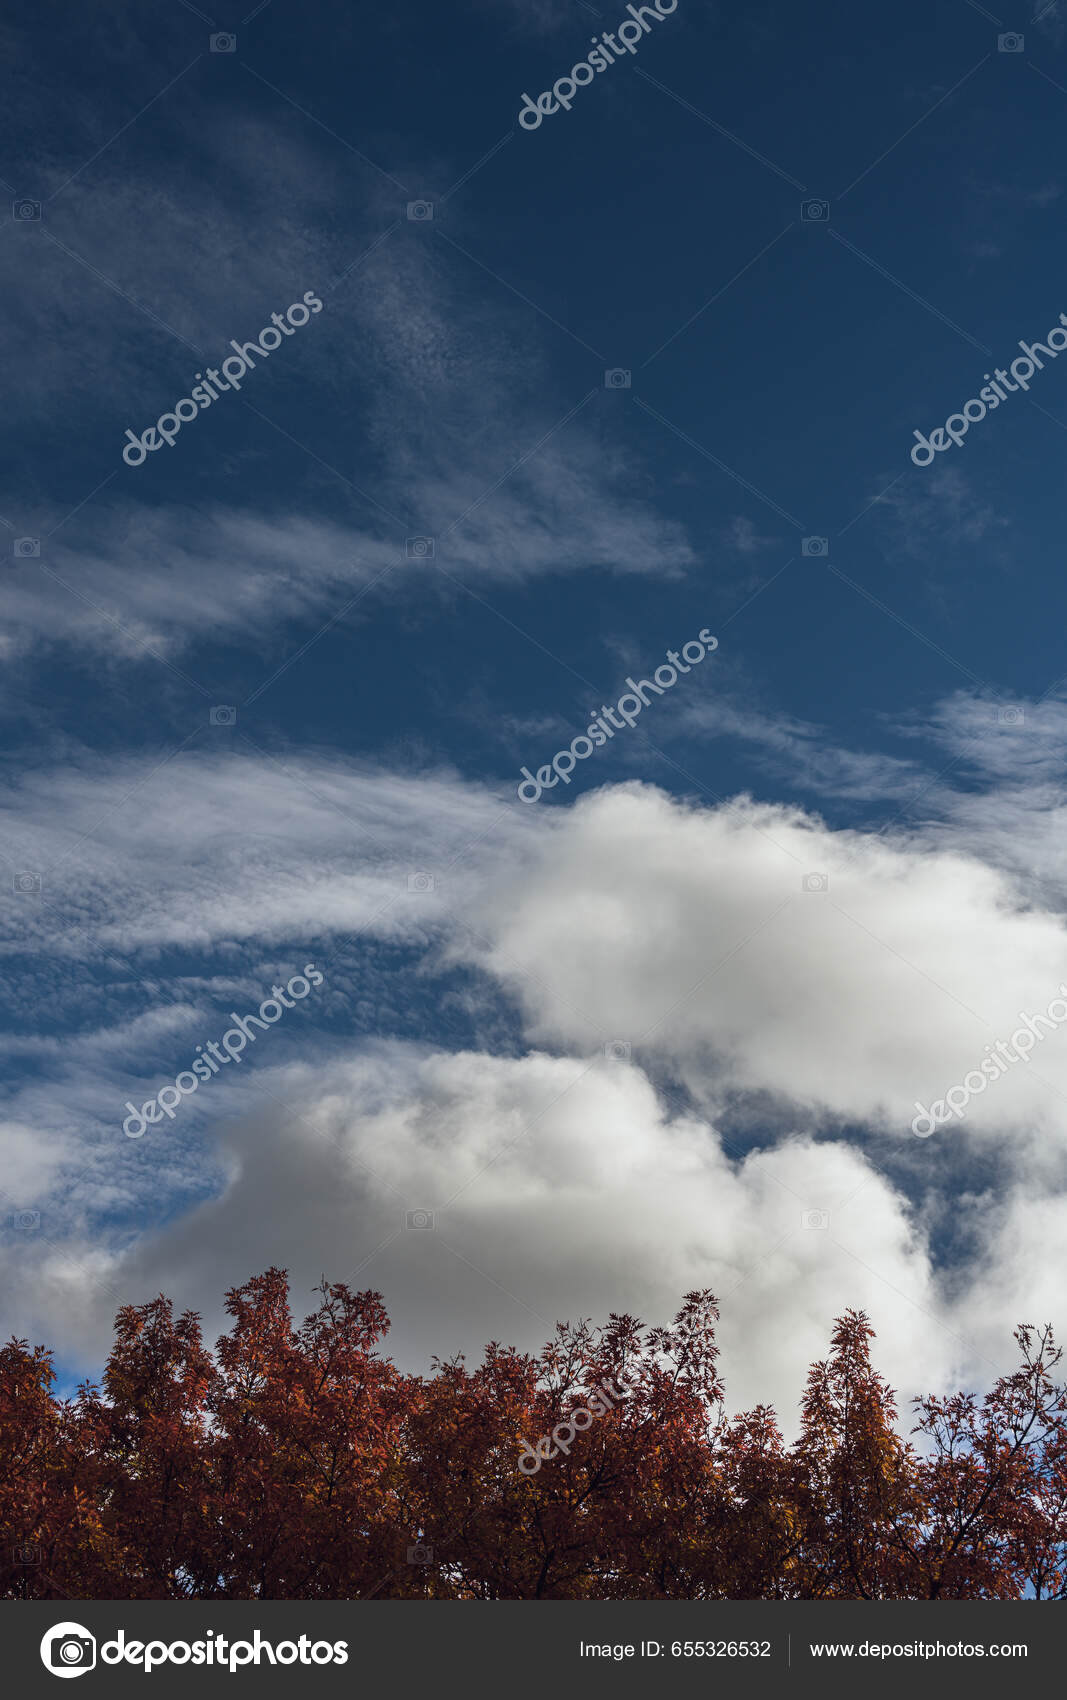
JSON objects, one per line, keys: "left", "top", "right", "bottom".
{"left": 2, "top": 1270, "right": 1066, "bottom": 1599}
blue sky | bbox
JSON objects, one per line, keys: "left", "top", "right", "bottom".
{"left": 4, "top": 0, "right": 1067, "bottom": 1416}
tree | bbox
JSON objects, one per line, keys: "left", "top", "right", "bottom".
{"left": 793, "top": 1311, "right": 922, "bottom": 1597}
{"left": 1, "top": 1273, "right": 1064, "bottom": 1600}
{"left": 913, "top": 1323, "right": 1067, "bottom": 1598}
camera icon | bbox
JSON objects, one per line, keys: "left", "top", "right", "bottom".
{"left": 407, "top": 871, "right": 435, "bottom": 893}
{"left": 801, "top": 198, "right": 830, "bottom": 222}
{"left": 407, "top": 1543, "right": 434, "bottom": 1564}
{"left": 405, "top": 1209, "right": 436, "bottom": 1230}
{"left": 802, "top": 536, "right": 829, "bottom": 557}
{"left": 802, "top": 872, "right": 828, "bottom": 893}
{"left": 998, "top": 32, "right": 1024, "bottom": 52}
{"left": 210, "top": 32, "right": 237, "bottom": 52}
{"left": 604, "top": 368, "right": 631, "bottom": 389}
{"left": 13, "top": 1209, "right": 41, "bottom": 1231}
{"left": 41, "top": 1624, "right": 96, "bottom": 1675}
{"left": 14, "top": 537, "right": 40, "bottom": 558}
{"left": 802, "top": 1208, "right": 830, "bottom": 1230}
{"left": 407, "top": 200, "right": 434, "bottom": 222}
{"left": 406, "top": 536, "right": 435, "bottom": 559}
{"left": 994, "top": 706, "right": 1024, "bottom": 726}
{"left": 13, "top": 871, "right": 41, "bottom": 895}
{"left": 13, "top": 199, "right": 41, "bottom": 221}
{"left": 14, "top": 1544, "right": 41, "bottom": 1564}
{"left": 604, "top": 1040, "right": 631, "bottom": 1060}
{"left": 209, "top": 705, "right": 237, "bottom": 726}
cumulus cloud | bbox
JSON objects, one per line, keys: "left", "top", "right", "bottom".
{"left": 7, "top": 5, "right": 1063, "bottom": 1441}
{"left": 11, "top": 736, "right": 1067, "bottom": 1168}
{"left": 7, "top": 1045, "right": 953, "bottom": 1423}
{"left": 953, "top": 1185, "right": 1067, "bottom": 1363}
{"left": 460, "top": 781, "right": 1067, "bottom": 1155}
{"left": 6, "top": 726, "right": 1067, "bottom": 1414}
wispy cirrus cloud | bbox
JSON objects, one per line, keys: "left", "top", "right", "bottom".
{"left": 2, "top": 118, "right": 694, "bottom": 668}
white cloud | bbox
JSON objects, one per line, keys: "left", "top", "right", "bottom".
{"left": 951, "top": 1185, "right": 1067, "bottom": 1363}
{"left": 871, "top": 465, "right": 1009, "bottom": 554}
{"left": 0, "top": 753, "right": 525, "bottom": 957}
{"left": 460, "top": 781, "right": 1067, "bottom": 1156}
{"left": 6, "top": 739, "right": 1067, "bottom": 1416}
{"left": 13, "top": 744, "right": 1067, "bottom": 1163}
{"left": 5, "top": 1044, "right": 955, "bottom": 1424}
{"left": 924, "top": 690, "right": 1067, "bottom": 786}
{"left": 680, "top": 696, "right": 924, "bottom": 801}
{"left": 721, "top": 515, "right": 783, "bottom": 556}
{"left": 0, "top": 105, "right": 695, "bottom": 669}
{"left": 889, "top": 691, "right": 1067, "bottom": 909}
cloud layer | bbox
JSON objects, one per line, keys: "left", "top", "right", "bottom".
{"left": 5, "top": 711, "right": 1067, "bottom": 1416}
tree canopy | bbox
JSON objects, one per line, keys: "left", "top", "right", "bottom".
{"left": 3, "top": 1271, "right": 1065, "bottom": 1599}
